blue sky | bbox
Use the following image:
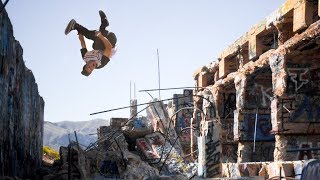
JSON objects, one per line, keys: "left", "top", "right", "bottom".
{"left": 6, "top": 0, "right": 285, "bottom": 122}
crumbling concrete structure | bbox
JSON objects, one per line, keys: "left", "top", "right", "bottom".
{"left": 0, "top": 2, "right": 44, "bottom": 179}
{"left": 167, "top": 89, "right": 195, "bottom": 156}
{"left": 42, "top": 99, "right": 197, "bottom": 179}
{"left": 193, "top": 0, "right": 320, "bottom": 178}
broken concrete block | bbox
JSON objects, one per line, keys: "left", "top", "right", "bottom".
{"left": 258, "top": 163, "right": 268, "bottom": 178}
{"left": 120, "top": 154, "right": 159, "bottom": 180}
{"left": 122, "top": 116, "right": 153, "bottom": 143}
{"left": 246, "top": 163, "right": 261, "bottom": 177}
{"left": 221, "top": 163, "right": 230, "bottom": 177}
{"left": 136, "top": 138, "right": 160, "bottom": 162}
{"left": 110, "top": 117, "right": 128, "bottom": 128}
{"left": 267, "top": 162, "right": 294, "bottom": 179}
{"left": 293, "top": 160, "right": 304, "bottom": 179}
{"left": 229, "top": 163, "right": 241, "bottom": 178}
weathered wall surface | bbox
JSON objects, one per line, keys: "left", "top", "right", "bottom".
{"left": 193, "top": 0, "right": 320, "bottom": 178}
{"left": 0, "top": 4, "right": 44, "bottom": 179}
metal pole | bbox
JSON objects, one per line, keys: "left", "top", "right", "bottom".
{"left": 130, "top": 81, "right": 131, "bottom": 101}
{"left": 253, "top": 109, "right": 258, "bottom": 152}
{"left": 134, "top": 82, "right": 136, "bottom": 99}
{"left": 139, "top": 86, "right": 205, "bottom": 92}
{"left": 90, "top": 94, "right": 214, "bottom": 115}
{"left": 157, "top": 49, "right": 161, "bottom": 100}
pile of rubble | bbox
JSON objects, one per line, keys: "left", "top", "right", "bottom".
{"left": 40, "top": 99, "right": 197, "bottom": 179}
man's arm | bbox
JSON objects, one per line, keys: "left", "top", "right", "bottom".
{"left": 79, "top": 34, "right": 87, "bottom": 58}
{"left": 79, "top": 34, "right": 87, "bottom": 48}
{"left": 95, "top": 31, "right": 112, "bottom": 58}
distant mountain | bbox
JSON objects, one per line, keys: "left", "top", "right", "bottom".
{"left": 43, "top": 119, "right": 109, "bottom": 151}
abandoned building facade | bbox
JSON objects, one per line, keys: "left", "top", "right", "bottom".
{"left": 192, "top": 0, "right": 320, "bottom": 178}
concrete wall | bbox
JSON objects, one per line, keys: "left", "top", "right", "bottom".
{"left": 0, "top": 3, "right": 44, "bottom": 179}
{"left": 193, "top": 0, "right": 320, "bottom": 177}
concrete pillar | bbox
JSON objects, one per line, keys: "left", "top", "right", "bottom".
{"left": 130, "top": 99, "right": 137, "bottom": 119}
{"left": 197, "top": 120, "right": 222, "bottom": 178}
{"left": 319, "top": 0, "right": 320, "bottom": 17}
{"left": 234, "top": 74, "right": 247, "bottom": 111}
{"left": 219, "top": 58, "right": 227, "bottom": 78}
{"left": 274, "top": 135, "right": 287, "bottom": 161}
{"left": 269, "top": 53, "right": 286, "bottom": 97}
{"left": 270, "top": 53, "right": 286, "bottom": 133}
{"left": 270, "top": 98, "right": 281, "bottom": 133}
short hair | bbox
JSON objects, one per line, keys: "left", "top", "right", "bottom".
{"left": 107, "top": 32, "right": 117, "bottom": 48}
{"left": 81, "top": 65, "right": 91, "bottom": 76}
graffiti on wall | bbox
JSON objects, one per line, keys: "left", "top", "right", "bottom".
{"left": 172, "top": 90, "right": 194, "bottom": 147}
{"left": 250, "top": 142, "right": 274, "bottom": 161}
{"left": 176, "top": 111, "right": 193, "bottom": 143}
{"left": 281, "top": 95, "right": 320, "bottom": 122}
{"left": 287, "top": 68, "right": 309, "bottom": 93}
{"left": 221, "top": 144, "right": 237, "bottom": 163}
{"left": 242, "top": 114, "right": 274, "bottom": 141}
{"left": 282, "top": 63, "right": 320, "bottom": 122}
{"left": 286, "top": 63, "right": 320, "bottom": 95}
{"left": 298, "top": 143, "right": 313, "bottom": 160}
{"left": 245, "top": 68, "right": 272, "bottom": 109}
{"left": 286, "top": 136, "right": 320, "bottom": 161}
{"left": 221, "top": 120, "right": 234, "bottom": 142}
{"left": 205, "top": 122, "right": 220, "bottom": 177}
{"left": 246, "top": 83, "right": 272, "bottom": 109}
{"left": 203, "top": 89, "right": 216, "bottom": 118}
{"left": 222, "top": 93, "right": 236, "bottom": 118}
{"left": 198, "top": 121, "right": 221, "bottom": 178}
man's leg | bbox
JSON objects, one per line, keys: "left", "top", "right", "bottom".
{"left": 99, "top": 10, "right": 109, "bottom": 32}
{"left": 65, "top": 19, "right": 96, "bottom": 41}
{"left": 74, "top": 23, "right": 96, "bottom": 41}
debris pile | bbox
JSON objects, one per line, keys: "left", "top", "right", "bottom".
{"left": 41, "top": 99, "right": 197, "bottom": 179}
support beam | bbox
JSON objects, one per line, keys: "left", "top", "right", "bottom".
{"left": 293, "top": 0, "right": 314, "bottom": 32}
{"left": 249, "top": 35, "right": 264, "bottom": 60}
{"left": 198, "top": 73, "right": 208, "bottom": 87}
{"left": 219, "top": 58, "right": 227, "bottom": 78}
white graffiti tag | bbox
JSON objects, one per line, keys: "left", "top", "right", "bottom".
{"left": 288, "top": 68, "right": 309, "bottom": 92}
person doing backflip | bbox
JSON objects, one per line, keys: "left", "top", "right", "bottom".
{"left": 65, "top": 10, "right": 117, "bottom": 76}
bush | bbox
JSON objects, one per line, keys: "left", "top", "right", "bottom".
{"left": 43, "top": 146, "right": 60, "bottom": 160}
